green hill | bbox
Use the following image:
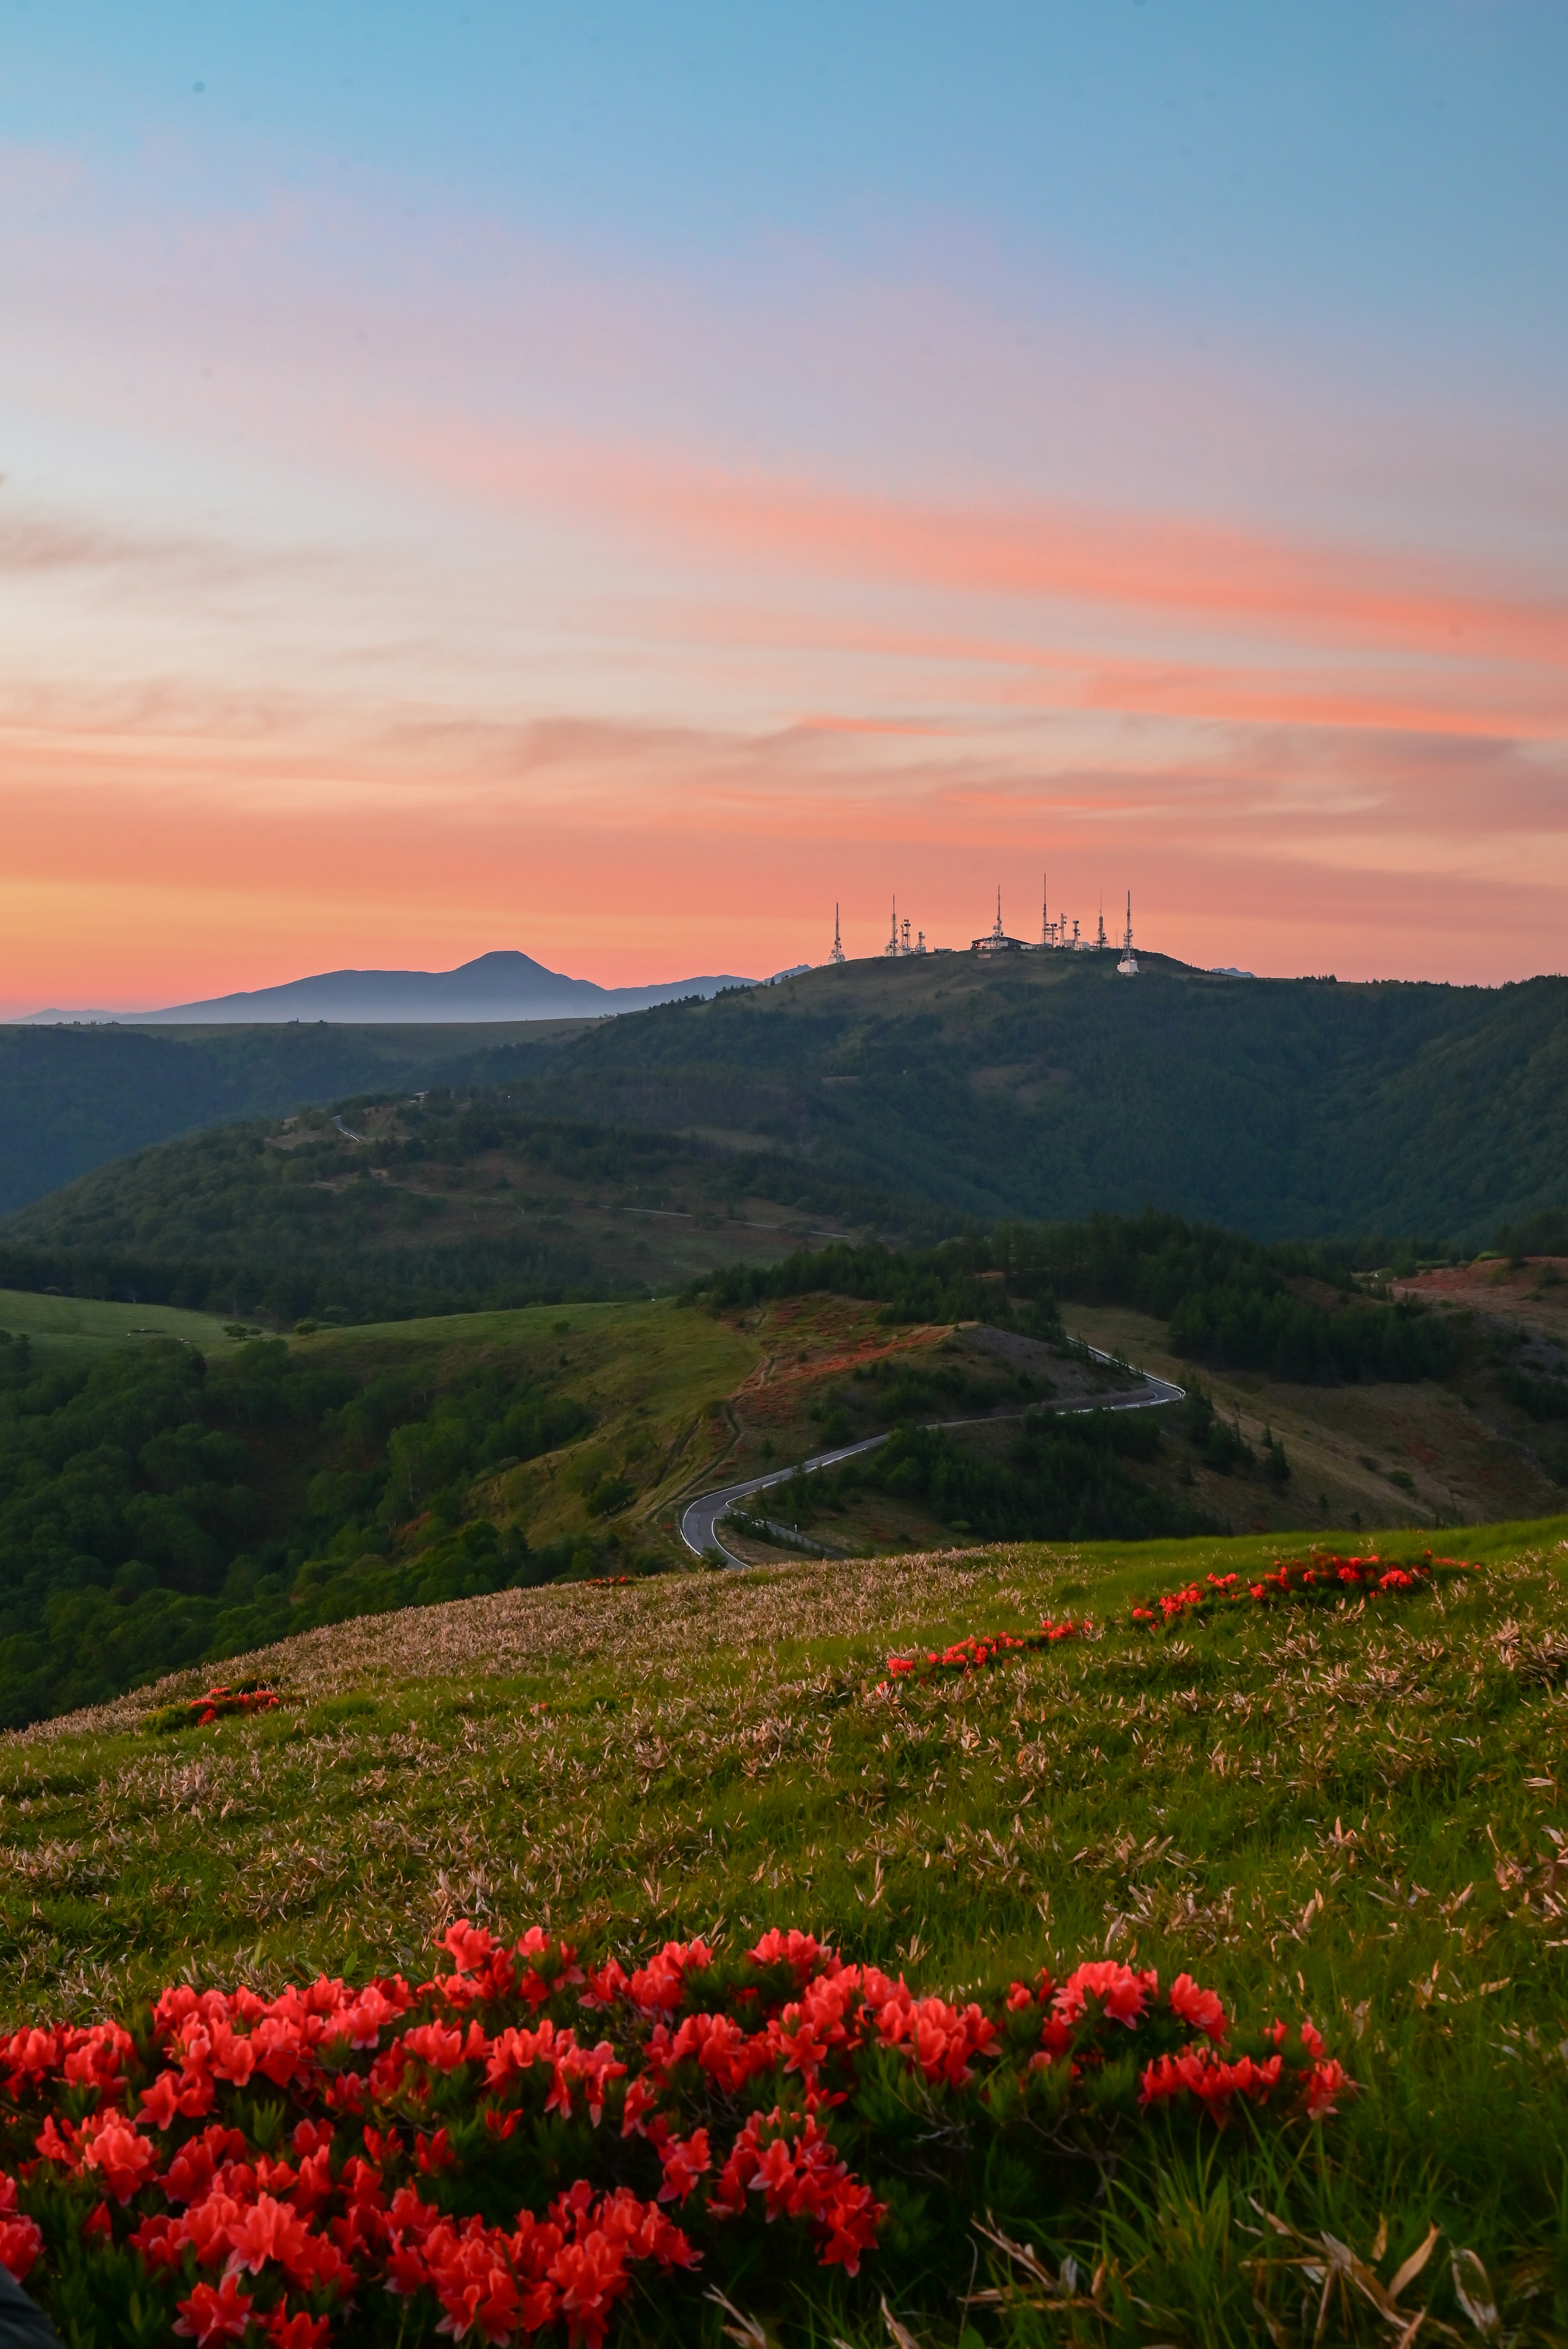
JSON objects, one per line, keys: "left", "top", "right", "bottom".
{"left": 0, "top": 1018, "right": 587, "bottom": 1214}
{"left": 4, "top": 1518, "right": 1566, "bottom": 2343}
{"left": 10, "top": 955, "right": 1568, "bottom": 1265}
{"left": 0, "top": 1295, "right": 766, "bottom": 1732}
{"left": 463, "top": 951, "right": 1568, "bottom": 1243}
{"left": 0, "top": 1094, "right": 923, "bottom": 1326}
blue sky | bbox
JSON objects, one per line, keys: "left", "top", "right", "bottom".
{"left": 13, "top": 4, "right": 1563, "bottom": 357}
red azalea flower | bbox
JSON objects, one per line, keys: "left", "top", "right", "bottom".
{"left": 174, "top": 2275, "right": 255, "bottom": 2345}
{"left": 77, "top": 2112, "right": 157, "bottom": 2204}
{"left": 0, "top": 2213, "right": 42, "bottom": 2284}
{"left": 1167, "top": 1972, "right": 1228, "bottom": 2041}
{"left": 1054, "top": 1961, "right": 1154, "bottom": 2028}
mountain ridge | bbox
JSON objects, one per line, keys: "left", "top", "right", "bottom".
{"left": 11, "top": 947, "right": 758, "bottom": 1026}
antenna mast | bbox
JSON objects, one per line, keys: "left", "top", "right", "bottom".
{"left": 830, "top": 903, "right": 845, "bottom": 965}
{"left": 1117, "top": 890, "right": 1139, "bottom": 977}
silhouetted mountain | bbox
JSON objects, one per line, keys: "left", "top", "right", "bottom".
{"left": 15, "top": 949, "right": 757, "bottom": 1025}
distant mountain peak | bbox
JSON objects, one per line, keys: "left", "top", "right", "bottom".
{"left": 13, "top": 952, "right": 762, "bottom": 1026}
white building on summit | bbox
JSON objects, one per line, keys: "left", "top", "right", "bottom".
{"left": 970, "top": 887, "right": 1034, "bottom": 954}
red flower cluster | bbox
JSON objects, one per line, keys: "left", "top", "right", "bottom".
{"left": 1140, "top": 2018, "right": 1348, "bottom": 2124}
{"left": 881, "top": 1617, "right": 1086, "bottom": 1688}
{"left": 1129, "top": 1551, "right": 1462, "bottom": 1626}
{"left": 1002, "top": 1958, "right": 1346, "bottom": 2125}
{"left": 154, "top": 1685, "right": 281, "bottom": 1733}
{"left": 0, "top": 1923, "right": 1346, "bottom": 2347}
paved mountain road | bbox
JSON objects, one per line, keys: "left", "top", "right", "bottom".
{"left": 678, "top": 1345, "right": 1185, "bottom": 1568}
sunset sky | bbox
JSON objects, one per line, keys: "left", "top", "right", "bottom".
{"left": 3, "top": 3, "right": 1566, "bottom": 1008}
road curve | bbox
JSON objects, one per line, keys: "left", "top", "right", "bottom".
{"left": 678, "top": 1342, "right": 1185, "bottom": 1568}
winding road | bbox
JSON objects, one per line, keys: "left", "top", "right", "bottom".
{"left": 678, "top": 1344, "right": 1185, "bottom": 1567}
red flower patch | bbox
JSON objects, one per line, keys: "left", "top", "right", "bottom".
{"left": 1130, "top": 1550, "right": 1469, "bottom": 1627}
{"left": 151, "top": 1683, "right": 281, "bottom": 1734}
{"left": 881, "top": 1616, "right": 1087, "bottom": 1688}
{"left": 0, "top": 1924, "right": 1347, "bottom": 2343}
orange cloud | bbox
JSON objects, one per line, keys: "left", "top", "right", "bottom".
{"left": 379, "top": 420, "right": 1568, "bottom": 673}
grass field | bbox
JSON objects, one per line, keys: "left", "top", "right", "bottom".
{"left": 5, "top": 1512, "right": 1567, "bottom": 2342}
{"left": 0, "top": 1284, "right": 240, "bottom": 1357}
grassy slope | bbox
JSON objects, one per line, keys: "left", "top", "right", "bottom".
{"left": 5, "top": 1517, "right": 1567, "bottom": 2338}
{"left": 0, "top": 1285, "right": 240, "bottom": 1357}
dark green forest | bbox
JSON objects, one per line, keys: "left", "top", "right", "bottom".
{"left": 0, "top": 1100, "right": 924, "bottom": 1325}
{"left": 0, "top": 1019, "right": 581, "bottom": 1214}
{"left": 461, "top": 954, "right": 1568, "bottom": 1243}
{"left": 694, "top": 1216, "right": 1461, "bottom": 1384}
{"left": 787, "top": 1408, "right": 1212, "bottom": 1547}
{"left": 0, "top": 1330, "right": 641, "bottom": 1732}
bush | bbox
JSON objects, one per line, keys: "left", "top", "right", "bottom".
{"left": 0, "top": 1920, "right": 1346, "bottom": 2347}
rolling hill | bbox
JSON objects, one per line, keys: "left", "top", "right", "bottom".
{"left": 457, "top": 949, "right": 1568, "bottom": 1243}
{"left": 4, "top": 1210, "right": 1566, "bottom": 1736}
{"left": 9, "top": 949, "right": 1568, "bottom": 1249}
{"left": 0, "top": 1094, "right": 924, "bottom": 1324}
{"left": 0, "top": 1017, "right": 588, "bottom": 1214}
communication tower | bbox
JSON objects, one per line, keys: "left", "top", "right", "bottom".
{"left": 900, "top": 916, "right": 911, "bottom": 955}
{"left": 1116, "top": 892, "right": 1138, "bottom": 978}
{"left": 1096, "top": 902, "right": 1107, "bottom": 950}
{"left": 885, "top": 897, "right": 900, "bottom": 957}
{"left": 829, "top": 904, "right": 845, "bottom": 965}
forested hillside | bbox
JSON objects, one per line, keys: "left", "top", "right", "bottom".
{"left": 0, "top": 1096, "right": 923, "bottom": 1324}
{"left": 8, "top": 953, "right": 1568, "bottom": 1261}
{"left": 466, "top": 951, "right": 1568, "bottom": 1242}
{"left": 0, "top": 1018, "right": 585, "bottom": 1212}
{"left": 0, "top": 1301, "right": 737, "bottom": 1732}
